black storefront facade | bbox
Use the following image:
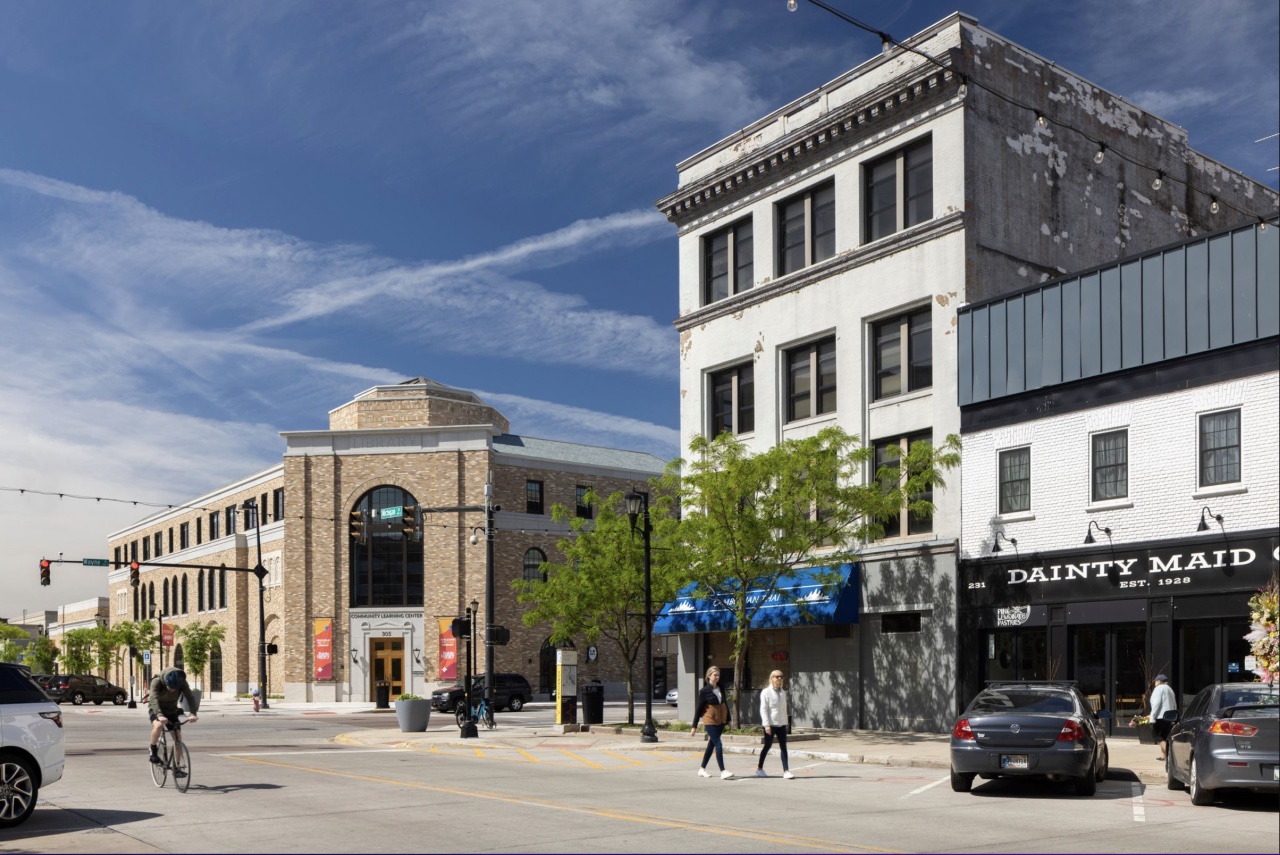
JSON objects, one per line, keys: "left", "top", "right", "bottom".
{"left": 958, "top": 531, "right": 1278, "bottom": 733}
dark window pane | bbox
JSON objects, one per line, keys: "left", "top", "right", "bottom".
{"left": 812, "top": 183, "right": 836, "bottom": 262}
{"left": 866, "top": 158, "right": 896, "bottom": 241}
{"left": 999, "top": 448, "right": 1031, "bottom": 514}
{"left": 904, "top": 141, "right": 933, "bottom": 227}
{"left": 816, "top": 339, "right": 837, "bottom": 414}
{"left": 711, "top": 369, "right": 734, "bottom": 436}
{"left": 525, "top": 480, "right": 544, "bottom": 515}
{"left": 735, "top": 224, "right": 754, "bottom": 294}
{"left": 875, "top": 441, "right": 902, "bottom": 539}
{"left": 738, "top": 364, "right": 755, "bottom": 433}
{"left": 875, "top": 319, "right": 902, "bottom": 399}
{"left": 1091, "top": 430, "right": 1128, "bottom": 501}
{"left": 1200, "top": 410, "right": 1240, "bottom": 486}
{"left": 779, "top": 197, "right": 806, "bottom": 274}
{"left": 704, "top": 230, "right": 729, "bottom": 304}
{"left": 788, "top": 347, "right": 811, "bottom": 421}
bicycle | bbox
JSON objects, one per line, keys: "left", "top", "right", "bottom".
{"left": 150, "top": 715, "right": 193, "bottom": 792}
{"left": 456, "top": 696, "right": 496, "bottom": 730}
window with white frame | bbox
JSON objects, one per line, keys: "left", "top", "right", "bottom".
{"left": 1199, "top": 409, "right": 1241, "bottom": 487}
{"left": 1091, "top": 430, "right": 1128, "bottom": 501}
{"left": 709, "top": 362, "right": 754, "bottom": 436}
{"left": 786, "top": 337, "right": 836, "bottom": 422}
{"left": 999, "top": 447, "right": 1031, "bottom": 514}
{"left": 865, "top": 137, "right": 933, "bottom": 242}
{"left": 703, "top": 217, "right": 753, "bottom": 305}
{"left": 776, "top": 181, "right": 835, "bottom": 276}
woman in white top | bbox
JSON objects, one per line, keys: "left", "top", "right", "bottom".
{"left": 757, "top": 670, "right": 794, "bottom": 778}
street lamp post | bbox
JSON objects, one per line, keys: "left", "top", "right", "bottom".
{"left": 149, "top": 605, "right": 166, "bottom": 671}
{"left": 243, "top": 499, "right": 270, "bottom": 710}
{"left": 460, "top": 599, "right": 479, "bottom": 739}
{"left": 468, "top": 483, "right": 500, "bottom": 718}
{"left": 625, "top": 491, "right": 658, "bottom": 743}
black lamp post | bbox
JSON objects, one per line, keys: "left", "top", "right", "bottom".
{"left": 460, "top": 599, "right": 479, "bottom": 739}
{"left": 467, "top": 483, "right": 499, "bottom": 718}
{"left": 243, "top": 499, "right": 270, "bottom": 710}
{"left": 149, "top": 604, "right": 166, "bottom": 671}
{"left": 625, "top": 491, "right": 658, "bottom": 744}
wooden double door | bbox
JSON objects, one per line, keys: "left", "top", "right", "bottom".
{"left": 369, "top": 638, "right": 405, "bottom": 698}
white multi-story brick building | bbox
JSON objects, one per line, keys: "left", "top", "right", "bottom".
{"left": 106, "top": 378, "right": 668, "bottom": 705}
{"left": 655, "top": 12, "right": 1277, "bottom": 731}
{"left": 957, "top": 218, "right": 1278, "bottom": 729}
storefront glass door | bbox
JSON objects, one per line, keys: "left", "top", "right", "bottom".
{"left": 1071, "top": 623, "right": 1146, "bottom": 731}
{"left": 1177, "top": 620, "right": 1252, "bottom": 705}
{"left": 982, "top": 629, "right": 1047, "bottom": 682}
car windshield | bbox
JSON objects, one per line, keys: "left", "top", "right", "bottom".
{"left": 1220, "top": 688, "right": 1280, "bottom": 712}
{"left": 970, "top": 690, "right": 1076, "bottom": 715}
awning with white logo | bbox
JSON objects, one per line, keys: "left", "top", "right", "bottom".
{"left": 653, "top": 564, "right": 859, "bottom": 634}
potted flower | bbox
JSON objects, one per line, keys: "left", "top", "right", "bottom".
{"left": 395, "top": 693, "right": 431, "bottom": 733}
{"left": 1128, "top": 713, "right": 1154, "bottom": 744}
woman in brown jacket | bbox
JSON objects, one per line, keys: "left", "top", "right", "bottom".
{"left": 690, "top": 665, "right": 733, "bottom": 779}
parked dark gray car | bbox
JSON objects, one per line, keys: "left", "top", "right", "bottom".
{"left": 1165, "top": 681, "right": 1279, "bottom": 806}
{"left": 950, "top": 681, "right": 1110, "bottom": 796}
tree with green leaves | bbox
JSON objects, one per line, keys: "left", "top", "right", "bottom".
{"left": 513, "top": 486, "right": 684, "bottom": 725}
{"left": 89, "top": 624, "right": 123, "bottom": 678}
{"left": 0, "top": 623, "right": 29, "bottom": 664}
{"left": 674, "top": 425, "right": 960, "bottom": 724}
{"left": 177, "top": 622, "right": 228, "bottom": 690}
{"left": 24, "top": 635, "right": 58, "bottom": 674}
{"left": 59, "top": 628, "right": 97, "bottom": 675}
{"left": 111, "top": 621, "right": 157, "bottom": 699}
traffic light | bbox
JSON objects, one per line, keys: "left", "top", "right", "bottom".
{"left": 129, "top": 561, "right": 140, "bottom": 587}
{"left": 349, "top": 510, "right": 366, "bottom": 545}
{"left": 401, "top": 505, "right": 420, "bottom": 541}
{"left": 451, "top": 617, "right": 471, "bottom": 639}
{"left": 39, "top": 559, "right": 51, "bottom": 586}
{"left": 487, "top": 625, "right": 511, "bottom": 646}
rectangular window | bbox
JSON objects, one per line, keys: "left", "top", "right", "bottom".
{"left": 209, "top": 512, "right": 220, "bottom": 541}
{"left": 273, "top": 488, "right": 285, "bottom": 523}
{"left": 1199, "top": 409, "right": 1241, "bottom": 486}
{"left": 999, "top": 447, "right": 1031, "bottom": 514}
{"left": 526, "top": 480, "right": 544, "bottom": 515}
{"left": 1091, "top": 430, "right": 1129, "bottom": 501}
{"left": 873, "top": 308, "right": 932, "bottom": 400}
{"left": 168, "top": 528, "right": 174, "bottom": 553}
{"left": 225, "top": 506, "right": 237, "bottom": 536}
{"left": 702, "top": 218, "right": 754, "bottom": 304}
{"left": 709, "top": 363, "right": 754, "bottom": 436}
{"left": 776, "top": 181, "right": 835, "bottom": 276}
{"left": 130, "top": 540, "right": 138, "bottom": 561}
{"left": 260, "top": 493, "right": 268, "bottom": 523}
{"left": 114, "top": 546, "right": 121, "bottom": 567}
{"left": 196, "top": 517, "right": 202, "bottom": 546}
{"left": 142, "top": 537, "right": 151, "bottom": 561}
{"left": 575, "top": 486, "right": 593, "bottom": 520}
{"left": 874, "top": 431, "right": 934, "bottom": 538}
{"left": 865, "top": 138, "right": 933, "bottom": 242}
{"left": 179, "top": 523, "right": 190, "bottom": 550}
{"left": 881, "top": 612, "right": 922, "bottom": 633}
{"left": 786, "top": 337, "right": 837, "bottom": 422}
{"left": 154, "top": 533, "right": 163, "bottom": 558}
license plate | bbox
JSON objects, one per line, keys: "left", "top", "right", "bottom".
{"left": 1266, "top": 765, "right": 1279, "bottom": 781}
{"left": 1001, "top": 755, "right": 1029, "bottom": 769}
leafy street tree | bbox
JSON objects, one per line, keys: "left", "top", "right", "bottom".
{"left": 89, "top": 624, "right": 123, "bottom": 678}
{"left": 177, "top": 622, "right": 228, "bottom": 690}
{"left": 675, "top": 426, "right": 960, "bottom": 724}
{"left": 111, "top": 620, "right": 155, "bottom": 700}
{"left": 24, "top": 635, "right": 59, "bottom": 674}
{"left": 59, "top": 628, "right": 97, "bottom": 675}
{"left": 0, "top": 623, "right": 29, "bottom": 664}
{"left": 514, "top": 487, "right": 684, "bottom": 725}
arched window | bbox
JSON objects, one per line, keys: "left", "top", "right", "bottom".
{"left": 349, "top": 486, "right": 424, "bottom": 607}
{"left": 198, "top": 570, "right": 205, "bottom": 611}
{"left": 148, "top": 582, "right": 155, "bottom": 617}
{"left": 163, "top": 578, "right": 170, "bottom": 615}
{"left": 174, "top": 643, "right": 184, "bottom": 671}
{"left": 210, "top": 643, "right": 223, "bottom": 692}
{"left": 181, "top": 575, "right": 189, "bottom": 614}
{"left": 523, "top": 548, "right": 547, "bottom": 583}
{"left": 208, "top": 570, "right": 215, "bottom": 611}
{"left": 219, "top": 568, "right": 227, "bottom": 608}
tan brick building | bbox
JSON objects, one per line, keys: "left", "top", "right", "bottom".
{"left": 106, "top": 378, "right": 668, "bottom": 703}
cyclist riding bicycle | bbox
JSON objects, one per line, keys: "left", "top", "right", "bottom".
{"left": 148, "top": 667, "right": 198, "bottom": 768}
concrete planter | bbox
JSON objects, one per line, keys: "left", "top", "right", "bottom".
{"left": 395, "top": 699, "right": 432, "bottom": 732}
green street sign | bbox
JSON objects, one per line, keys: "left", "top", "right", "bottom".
{"left": 379, "top": 506, "right": 403, "bottom": 520}
{"left": 82, "top": 558, "right": 111, "bottom": 567}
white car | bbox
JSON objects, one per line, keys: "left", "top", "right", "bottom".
{"left": 0, "top": 664, "right": 64, "bottom": 827}
{"left": 666, "top": 688, "right": 678, "bottom": 706}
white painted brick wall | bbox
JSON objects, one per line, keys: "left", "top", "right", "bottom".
{"left": 960, "top": 372, "right": 1279, "bottom": 558}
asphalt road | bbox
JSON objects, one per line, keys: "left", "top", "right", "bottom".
{"left": 4, "top": 704, "right": 1277, "bottom": 854}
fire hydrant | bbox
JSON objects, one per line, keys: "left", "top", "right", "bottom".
{"left": 252, "top": 688, "right": 260, "bottom": 713}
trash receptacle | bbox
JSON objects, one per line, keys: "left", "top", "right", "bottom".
{"left": 580, "top": 681, "right": 604, "bottom": 725}
{"left": 560, "top": 695, "right": 577, "bottom": 724}
{"left": 375, "top": 680, "right": 391, "bottom": 709}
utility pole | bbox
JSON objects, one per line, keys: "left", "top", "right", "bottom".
{"left": 243, "top": 499, "right": 270, "bottom": 710}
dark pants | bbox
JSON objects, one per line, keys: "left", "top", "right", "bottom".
{"left": 759, "top": 725, "right": 789, "bottom": 771}
{"left": 701, "top": 724, "right": 726, "bottom": 770}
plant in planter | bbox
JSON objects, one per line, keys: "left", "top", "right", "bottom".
{"left": 395, "top": 693, "right": 431, "bottom": 733}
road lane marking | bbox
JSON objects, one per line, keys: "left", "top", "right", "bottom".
{"left": 643, "top": 750, "right": 680, "bottom": 763}
{"left": 901, "top": 776, "right": 949, "bottom": 798}
{"left": 214, "top": 749, "right": 403, "bottom": 756}
{"left": 559, "top": 749, "right": 607, "bottom": 768}
{"left": 600, "top": 750, "right": 643, "bottom": 766}
{"left": 225, "top": 754, "right": 902, "bottom": 853}
{"left": 1131, "top": 783, "right": 1146, "bottom": 822}
{"left": 517, "top": 749, "right": 540, "bottom": 763}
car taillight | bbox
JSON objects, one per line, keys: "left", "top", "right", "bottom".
{"left": 1208, "top": 720, "right": 1259, "bottom": 737}
{"left": 1057, "top": 720, "right": 1085, "bottom": 741}
{"left": 40, "top": 711, "right": 63, "bottom": 728}
{"left": 952, "top": 718, "right": 975, "bottom": 740}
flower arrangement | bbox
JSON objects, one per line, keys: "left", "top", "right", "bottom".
{"left": 1128, "top": 714, "right": 1150, "bottom": 727}
{"left": 1245, "top": 578, "right": 1278, "bottom": 684}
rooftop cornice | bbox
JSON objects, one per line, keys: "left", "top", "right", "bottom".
{"left": 656, "top": 62, "right": 962, "bottom": 227}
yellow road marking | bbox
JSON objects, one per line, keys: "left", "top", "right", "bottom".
{"left": 226, "top": 755, "right": 899, "bottom": 853}
{"left": 516, "top": 749, "right": 540, "bottom": 763}
{"left": 642, "top": 750, "right": 680, "bottom": 763}
{"left": 558, "top": 749, "right": 606, "bottom": 768}
{"left": 600, "top": 750, "right": 643, "bottom": 766}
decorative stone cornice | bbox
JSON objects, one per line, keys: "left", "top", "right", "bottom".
{"left": 656, "top": 65, "right": 962, "bottom": 227}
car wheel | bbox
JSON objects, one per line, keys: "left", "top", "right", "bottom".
{"left": 71, "top": 692, "right": 85, "bottom": 705}
{"left": 1094, "top": 745, "right": 1109, "bottom": 782}
{"left": 949, "top": 766, "right": 974, "bottom": 793}
{"left": 1075, "top": 762, "right": 1098, "bottom": 796}
{"left": 1166, "top": 754, "right": 1185, "bottom": 791}
{"left": 507, "top": 696, "right": 525, "bottom": 712}
{"left": 113, "top": 693, "right": 126, "bottom": 705}
{"left": 0, "top": 754, "right": 39, "bottom": 828}
{"left": 1188, "top": 755, "right": 1214, "bottom": 806}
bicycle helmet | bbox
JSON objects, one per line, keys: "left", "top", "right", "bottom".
{"left": 163, "top": 669, "right": 185, "bottom": 690}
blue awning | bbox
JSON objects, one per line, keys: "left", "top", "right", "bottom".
{"left": 653, "top": 564, "right": 859, "bottom": 634}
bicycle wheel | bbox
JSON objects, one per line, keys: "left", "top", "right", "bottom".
{"left": 172, "top": 739, "right": 192, "bottom": 792}
{"left": 456, "top": 707, "right": 468, "bottom": 728}
{"left": 150, "top": 733, "right": 168, "bottom": 788}
{"left": 483, "top": 705, "right": 495, "bottom": 729}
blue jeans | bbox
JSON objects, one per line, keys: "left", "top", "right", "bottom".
{"left": 701, "top": 724, "right": 726, "bottom": 770}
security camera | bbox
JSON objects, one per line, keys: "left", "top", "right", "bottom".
{"left": 469, "top": 533, "right": 479, "bottom": 546}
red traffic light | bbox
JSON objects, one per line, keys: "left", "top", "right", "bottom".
{"left": 129, "top": 561, "right": 140, "bottom": 587}
{"left": 39, "top": 559, "right": 51, "bottom": 586}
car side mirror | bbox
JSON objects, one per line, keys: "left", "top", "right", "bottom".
{"left": 1159, "top": 709, "right": 1179, "bottom": 722}
{"left": 1096, "top": 710, "right": 1112, "bottom": 720}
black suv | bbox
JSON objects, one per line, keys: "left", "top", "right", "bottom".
{"left": 45, "top": 674, "right": 128, "bottom": 706}
{"left": 431, "top": 673, "right": 532, "bottom": 713}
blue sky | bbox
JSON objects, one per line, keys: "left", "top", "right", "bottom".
{"left": 3, "top": 0, "right": 1277, "bottom": 614}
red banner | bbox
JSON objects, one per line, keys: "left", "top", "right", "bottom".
{"left": 437, "top": 618, "right": 457, "bottom": 681}
{"left": 161, "top": 623, "right": 175, "bottom": 648}
{"left": 314, "top": 619, "right": 333, "bottom": 681}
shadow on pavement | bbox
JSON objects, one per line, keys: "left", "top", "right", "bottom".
{"left": 0, "top": 808, "right": 160, "bottom": 840}
{"left": 191, "top": 782, "right": 286, "bottom": 794}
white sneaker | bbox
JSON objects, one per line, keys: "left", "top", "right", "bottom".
{"left": 783, "top": 770, "right": 795, "bottom": 779}
{"left": 720, "top": 770, "right": 734, "bottom": 779}
{"left": 755, "top": 768, "right": 768, "bottom": 777}
{"left": 697, "top": 768, "right": 711, "bottom": 778}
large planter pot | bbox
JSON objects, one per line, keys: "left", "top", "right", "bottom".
{"left": 395, "top": 699, "right": 432, "bottom": 733}
{"left": 1133, "top": 722, "right": 1154, "bottom": 744}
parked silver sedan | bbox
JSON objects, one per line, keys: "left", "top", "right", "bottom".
{"left": 1165, "top": 682, "right": 1279, "bottom": 806}
{"left": 665, "top": 688, "right": 678, "bottom": 706}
